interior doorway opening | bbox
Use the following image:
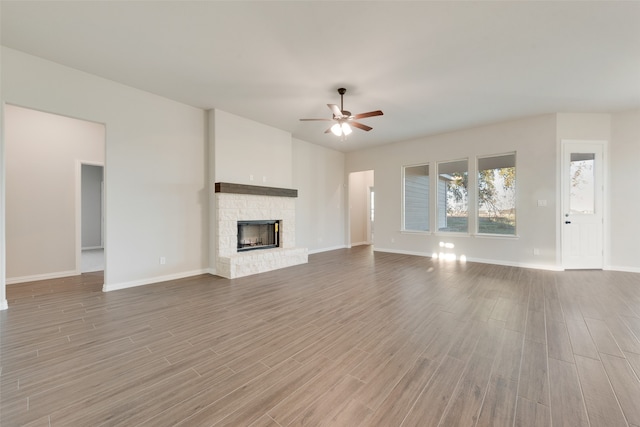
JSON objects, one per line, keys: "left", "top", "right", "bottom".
{"left": 80, "top": 163, "right": 104, "bottom": 273}
{"left": 3, "top": 104, "right": 106, "bottom": 292}
{"left": 348, "top": 170, "right": 374, "bottom": 247}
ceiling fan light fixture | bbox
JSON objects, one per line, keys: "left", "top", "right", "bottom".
{"left": 330, "top": 122, "right": 352, "bottom": 137}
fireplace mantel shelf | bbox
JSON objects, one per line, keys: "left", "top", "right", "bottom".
{"left": 215, "top": 182, "right": 297, "bottom": 198}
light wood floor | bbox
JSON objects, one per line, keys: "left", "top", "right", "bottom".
{"left": 2, "top": 247, "right": 640, "bottom": 426}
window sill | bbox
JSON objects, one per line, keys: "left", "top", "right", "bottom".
{"left": 401, "top": 230, "right": 431, "bottom": 235}
{"left": 434, "top": 231, "right": 470, "bottom": 236}
{"left": 399, "top": 231, "right": 520, "bottom": 239}
{"left": 474, "top": 233, "right": 520, "bottom": 239}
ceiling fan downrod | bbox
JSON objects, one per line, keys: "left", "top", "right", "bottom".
{"left": 337, "top": 88, "right": 346, "bottom": 115}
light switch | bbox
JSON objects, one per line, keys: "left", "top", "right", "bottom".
{"left": 537, "top": 200, "right": 547, "bottom": 207}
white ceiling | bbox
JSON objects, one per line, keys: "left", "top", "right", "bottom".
{"left": 2, "top": 1, "right": 639, "bottom": 152}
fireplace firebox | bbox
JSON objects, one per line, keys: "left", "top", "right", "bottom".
{"left": 237, "top": 220, "right": 280, "bottom": 252}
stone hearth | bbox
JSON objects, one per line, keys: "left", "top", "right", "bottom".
{"left": 214, "top": 183, "right": 308, "bottom": 279}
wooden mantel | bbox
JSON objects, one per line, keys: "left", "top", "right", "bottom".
{"left": 214, "top": 182, "right": 298, "bottom": 198}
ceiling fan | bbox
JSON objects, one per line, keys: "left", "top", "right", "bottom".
{"left": 300, "top": 88, "right": 383, "bottom": 137}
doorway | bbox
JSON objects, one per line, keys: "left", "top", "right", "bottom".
{"left": 561, "top": 140, "right": 606, "bottom": 269}
{"left": 348, "top": 170, "right": 374, "bottom": 247}
{"left": 4, "top": 104, "right": 105, "bottom": 285}
{"left": 80, "top": 163, "right": 104, "bottom": 273}
{"left": 368, "top": 186, "right": 375, "bottom": 244}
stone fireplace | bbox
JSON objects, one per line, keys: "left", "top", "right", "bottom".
{"left": 214, "top": 182, "right": 308, "bottom": 279}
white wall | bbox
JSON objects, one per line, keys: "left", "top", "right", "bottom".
{"left": 1, "top": 47, "right": 208, "bottom": 293}
{"left": 556, "top": 113, "right": 611, "bottom": 141}
{"left": 349, "top": 170, "right": 374, "bottom": 246}
{"left": 609, "top": 109, "right": 640, "bottom": 271}
{"left": 213, "top": 109, "right": 292, "bottom": 188}
{"left": 292, "top": 138, "right": 346, "bottom": 253}
{"left": 346, "top": 114, "right": 559, "bottom": 268}
{"left": 5, "top": 105, "right": 104, "bottom": 281}
{"left": 82, "top": 164, "right": 103, "bottom": 249}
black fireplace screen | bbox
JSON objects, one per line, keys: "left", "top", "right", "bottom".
{"left": 237, "top": 220, "right": 280, "bottom": 252}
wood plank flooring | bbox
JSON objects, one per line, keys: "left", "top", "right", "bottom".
{"left": 2, "top": 246, "right": 640, "bottom": 426}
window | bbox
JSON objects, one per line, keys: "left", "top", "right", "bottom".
{"left": 477, "top": 153, "right": 516, "bottom": 235}
{"left": 438, "top": 160, "right": 468, "bottom": 233}
{"left": 403, "top": 164, "right": 429, "bottom": 231}
{"left": 569, "top": 153, "right": 595, "bottom": 214}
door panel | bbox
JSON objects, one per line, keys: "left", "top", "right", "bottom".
{"left": 562, "top": 141, "right": 604, "bottom": 269}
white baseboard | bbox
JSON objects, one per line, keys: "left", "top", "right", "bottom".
{"left": 350, "top": 241, "right": 370, "bottom": 247}
{"left": 6, "top": 269, "right": 79, "bottom": 285}
{"left": 463, "top": 256, "right": 564, "bottom": 271}
{"left": 308, "top": 245, "right": 348, "bottom": 255}
{"left": 102, "top": 269, "right": 211, "bottom": 292}
{"left": 372, "top": 247, "right": 563, "bottom": 271}
{"left": 604, "top": 265, "right": 640, "bottom": 274}
{"left": 0, "top": 299, "right": 8, "bottom": 311}
{"left": 82, "top": 246, "right": 103, "bottom": 251}
{"left": 372, "top": 247, "right": 431, "bottom": 257}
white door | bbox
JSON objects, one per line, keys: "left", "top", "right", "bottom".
{"left": 561, "top": 140, "right": 605, "bottom": 269}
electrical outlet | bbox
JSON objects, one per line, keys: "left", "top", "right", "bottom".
{"left": 249, "top": 174, "right": 254, "bottom": 181}
{"left": 159, "top": 256, "right": 166, "bottom": 265}
{"left": 533, "top": 249, "right": 540, "bottom": 256}
{"left": 262, "top": 176, "right": 267, "bottom": 183}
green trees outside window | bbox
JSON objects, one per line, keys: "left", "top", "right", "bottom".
{"left": 477, "top": 154, "right": 516, "bottom": 235}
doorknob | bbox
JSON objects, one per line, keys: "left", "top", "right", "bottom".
{"left": 565, "top": 221, "right": 571, "bottom": 224}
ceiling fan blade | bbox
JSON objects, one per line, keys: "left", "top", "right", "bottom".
{"left": 352, "top": 110, "right": 383, "bottom": 120}
{"left": 328, "top": 104, "right": 343, "bottom": 118}
{"left": 351, "top": 121, "right": 373, "bottom": 132}
{"left": 324, "top": 127, "right": 333, "bottom": 134}
{"left": 299, "top": 118, "right": 332, "bottom": 121}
